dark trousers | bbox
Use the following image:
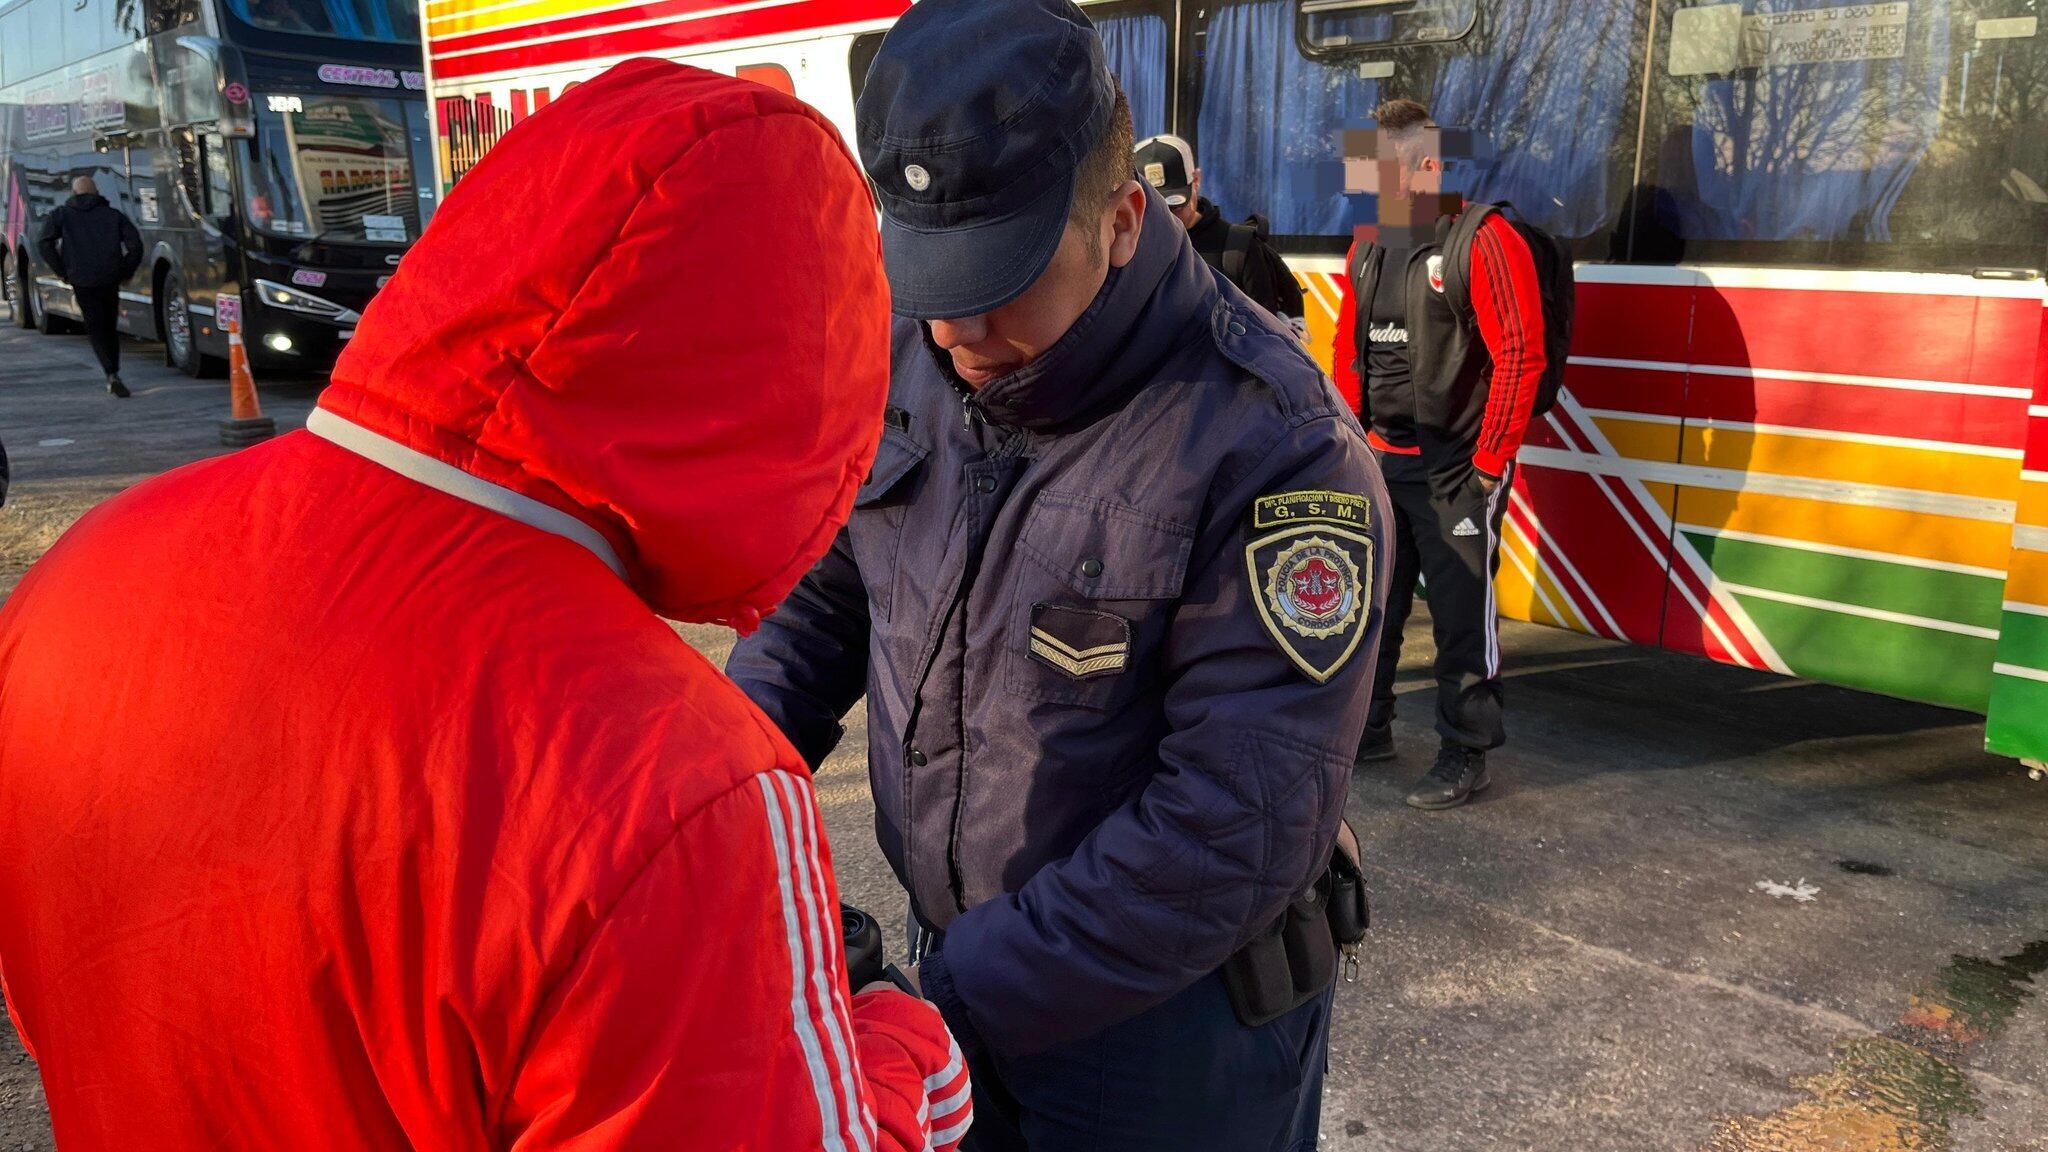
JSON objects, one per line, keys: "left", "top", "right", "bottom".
{"left": 954, "top": 971, "right": 1332, "bottom": 1152}
{"left": 73, "top": 284, "right": 121, "bottom": 375}
{"left": 1369, "top": 463, "right": 1514, "bottom": 750}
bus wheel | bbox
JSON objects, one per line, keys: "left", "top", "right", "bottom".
{"left": 160, "top": 267, "right": 216, "bottom": 378}
{"left": 6, "top": 252, "right": 31, "bottom": 330}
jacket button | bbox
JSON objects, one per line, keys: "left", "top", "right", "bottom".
{"left": 975, "top": 475, "right": 997, "bottom": 493}
{"left": 1079, "top": 558, "right": 1103, "bottom": 578}
{"left": 1228, "top": 321, "right": 1247, "bottom": 336}
{"left": 908, "top": 747, "right": 927, "bottom": 766}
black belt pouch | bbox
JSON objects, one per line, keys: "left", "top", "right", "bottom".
{"left": 1221, "top": 820, "right": 1368, "bottom": 1027}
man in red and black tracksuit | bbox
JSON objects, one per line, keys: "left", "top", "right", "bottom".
{"left": 1332, "top": 99, "right": 1546, "bottom": 810}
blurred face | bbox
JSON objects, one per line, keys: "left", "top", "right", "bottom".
{"left": 928, "top": 177, "right": 1146, "bottom": 389}
{"left": 1343, "top": 125, "right": 1453, "bottom": 236}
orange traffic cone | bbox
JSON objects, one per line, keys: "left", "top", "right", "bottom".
{"left": 219, "top": 316, "right": 276, "bottom": 447}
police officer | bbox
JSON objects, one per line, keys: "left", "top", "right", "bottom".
{"left": 727, "top": 1, "right": 1389, "bottom": 1147}
{"left": 1133, "top": 133, "right": 1307, "bottom": 339}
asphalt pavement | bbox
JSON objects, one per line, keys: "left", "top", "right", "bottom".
{"left": 2, "top": 319, "right": 2044, "bottom": 1151}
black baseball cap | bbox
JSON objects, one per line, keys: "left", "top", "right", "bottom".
{"left": 855, "top": 0, "right": 1117, "bottom": 320}
{"left": 1133, "top": 134, "right": 1195, "bottom": 207}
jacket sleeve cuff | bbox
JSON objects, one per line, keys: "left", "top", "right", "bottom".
{"left": 1472, "top": 447, "right": 1511, "bottom": 479}
{"left": 916, "top": 950, "right": 990, "bottom": 1068}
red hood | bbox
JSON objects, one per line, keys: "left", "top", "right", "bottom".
{"left": 321, "top": 59, "right": 887, "bottom": 629}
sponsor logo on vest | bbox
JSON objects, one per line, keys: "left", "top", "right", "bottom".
{"left": 1427, "top": 254, "right": 1446, "bottom": 294}
{"left": 1452, "top": 517, "right": 1480, "bottom": 538}
{"left": 1368, "top": 324, "right": 1408, "bottom": 343}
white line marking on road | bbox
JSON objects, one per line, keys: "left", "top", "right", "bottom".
{"left": 1755, "top": 878, "right": 1821, "bottom": 902}
{"left": 37, "top": 438, "right": 75, "bottom": 447}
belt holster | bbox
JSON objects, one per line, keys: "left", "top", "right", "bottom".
{"left": 1221, "top": 819, "right": 1369, "bottom": 1027}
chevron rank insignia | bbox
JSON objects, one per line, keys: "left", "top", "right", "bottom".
{"left": 1246, "top": 519, "right": 1374, "bottom": 684}
{"left": 1028, "top": 603, "right": 1131, "bottom": 679}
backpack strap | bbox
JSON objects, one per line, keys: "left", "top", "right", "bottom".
{"left": 1221, "top": 219, "right": 1258, "bottom": 287}
{"left": 1440, "top": 201, "right": 1500, "bottom": 323}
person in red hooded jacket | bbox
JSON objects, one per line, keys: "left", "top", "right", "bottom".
{"left": 0, "top": 60, "right": 969, "bottom": 1151}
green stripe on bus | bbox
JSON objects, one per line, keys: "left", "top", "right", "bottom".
{"left": 1686, "top": 532, "right": 2004, "bottom": 631}
{"left": 1986, "top": 671, "right": 2048, "bottom": 761}
{"left": 1734, "top": 595, "right": 1995, "bottom": 712}
{"left": 1991, "top": 610, "right": 2048, "bottom": 674}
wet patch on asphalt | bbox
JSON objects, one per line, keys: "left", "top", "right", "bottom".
{"left": 1705, "top": 938, "right": 2045, "bottom": 1152}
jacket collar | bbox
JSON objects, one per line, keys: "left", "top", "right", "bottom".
{"left": 961, "top": 187, "right": 1215, "bottom": 433}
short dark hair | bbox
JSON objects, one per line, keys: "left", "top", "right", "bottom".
{"left": 1373, "top": 98, "right": 1432, "bottom": 134}
{"left": 1069, "top": 81, "right": 1135, "bottom": 230}
{"left": 1373, "top": 98, "right": 1437, "bottom": 168}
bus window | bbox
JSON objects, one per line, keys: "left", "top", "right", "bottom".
{"left": 1201, "top": 0, "right": 1650, "bottom": 252}
{"left": 202, "top": 135, "right": 236, "bottom": 220}
{"left": 1096, "top": 2, "right": 1172, "bottom": 139}
{"left": 223, "top": 0, "right": 422, "bottom": 43}
{"left": 850, "top": 4, "right": 1170, "bottom": 137}
{"left": 1299, "top": 0, "right": 1478, "bottom": 54}
{"left": 0, "top": 5, "right": 28, "bottom": 86}
{"left": 148, "top": 0, "right": 205, "bottom": 34}
{"left": 1637, "top": 0, "right": 2048, "bottom": 273}
{"left": 247, "top": 93, "right": 425, "bottom": 240}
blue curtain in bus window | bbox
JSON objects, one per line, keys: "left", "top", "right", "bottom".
{"left": 1098, "top": 11, "right": 1169, "bottom": 140}
{"left": 1670, "top": 0, "right": 1947, "bottom": 242}
{"left": 1428, "top": 0, "right": 1644, "bottom": 239}
{"left": 1198, "top": 0, "right": 1380, "bottom": 236}
{"left": 1200, "top": 0, "right": 1646, "bottom": 241}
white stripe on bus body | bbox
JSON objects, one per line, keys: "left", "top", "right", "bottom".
{"left": 2015, "top": 525, "right": 2048, "bottom": 554}
{"left": 754, "top": 771, "right": 859, "bottom": 1152}
{"left": 1576, "top": 407, "right": 2025, "bottom": 459}
{"left": 1566, "top": 355, "right": 2034, "bottom": 401}
{"left": 1573, "top": 263, "right": 2048, "bottom": 300}
{"left": 2002, "top": 600, "right": 2048, "bottom": 618}
{"left": 1993, "top": 661, "right": 2048, "bottom": 685}
{"left": 1508, "top": 487, "right": 1627, "bottom": 638}
{"left": 1716, "top": 582, "right": 1999, "bottom": 640}
{"left": 432, "top": 0, "right": 807, "bottom": 60}
{"left": 1677, "top": 523, "right": 2007, "bottom": 580}
{"left": 1516, "top": 445, "right": 2018, "bottom": 525}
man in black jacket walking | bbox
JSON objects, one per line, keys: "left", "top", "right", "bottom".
{"left": 37, "top": 177, "right": 144, "bottom": 397}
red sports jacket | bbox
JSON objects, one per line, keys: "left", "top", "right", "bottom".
{"left": 0, "top": 60, "right": 968, "bottom": 1151}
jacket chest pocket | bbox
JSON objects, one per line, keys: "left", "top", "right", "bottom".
{"left": 1003, "top": 490, "right": 1195, "bottom": 710}
{"left": 847, "top": 419, "right": 927, "bottom": 622}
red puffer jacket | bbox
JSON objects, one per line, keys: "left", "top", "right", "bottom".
{"left": 0, "top": 60, "right": 968, "bottom": 1151}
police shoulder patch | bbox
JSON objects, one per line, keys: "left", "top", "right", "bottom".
{"left": 1244, "top": 491, "right": 1375, "bottom": 684}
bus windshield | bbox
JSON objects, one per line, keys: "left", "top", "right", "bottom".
{"left": 245, "top": 94, "right": 434, "bottom": 244}
{"left": 225, "top": 0, "right": 421, "bottom": 43}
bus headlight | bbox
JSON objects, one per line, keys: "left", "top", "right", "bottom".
{"left": 253, "top": 279, "right": 361, "bottom": 323}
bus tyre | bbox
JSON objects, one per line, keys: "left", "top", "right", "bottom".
{"left": 160, "top": 268, "right": 220, "bottom": 379}
{"left": 7, "top": 252, "right": 32, "bottom": 330}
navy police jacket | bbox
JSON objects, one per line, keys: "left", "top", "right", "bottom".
{"left": 729, "top": 191, "right": 1390, "bottom": 1060}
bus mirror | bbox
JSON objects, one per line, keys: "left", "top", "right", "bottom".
{"left": 168, "top": 35, "right": 256, "bottom": 138}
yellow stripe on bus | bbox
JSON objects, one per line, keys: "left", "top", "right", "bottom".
{"left": 1497, "top": 518, "right": 1585, "bottom": 633}
{"left": 427, "top": 0, "right": 626, "bottom": 38}
{"left": 1677, "top": 425, "right": 2022, "bottom": 503}
{"left": 2013, "top": 478, "right": 2048, "bottom": 531}
{"left": 1675, "top": 486, "right": 2014, "bottom": 574}
{"left": 2002, "top": 550, "right": 2048, "bottom": 609}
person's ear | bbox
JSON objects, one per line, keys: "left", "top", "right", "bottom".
{"left": 1106, "top": 178, "right": 1145, "bottom": 269}
{"left": 1190, "top": 168, "right": 1202, "bottom": 198}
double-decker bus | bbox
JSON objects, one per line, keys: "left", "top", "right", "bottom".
{"left": 1, "top": 0, "right": 436, "bottom": 374}
{"left": 420, "top": 0, "right": 2048, "bottom": 772}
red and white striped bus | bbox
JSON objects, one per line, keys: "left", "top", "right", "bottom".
{"left": 420, "top": 0, "right": 2048, "bottom": 771}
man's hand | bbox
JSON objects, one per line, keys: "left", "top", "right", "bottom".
{"left": 1476, "top": 472, "right": 1499, "bottom": 494}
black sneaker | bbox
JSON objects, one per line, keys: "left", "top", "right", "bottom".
{"left": 107, "top": 374, "right": 130, "bottom": 398}
{"left": 1404, "top": 744, "right": 1490, "bottom": 810}
{"left": 1355, "top": 722, "right": 1395, "bottom": 764}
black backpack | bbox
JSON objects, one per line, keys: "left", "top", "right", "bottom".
{"left": 1441, "top": 202, "right": 1575, "bottom": 418}
{"left": 1219, "top": 213, "right": 1267, "bottom": 289}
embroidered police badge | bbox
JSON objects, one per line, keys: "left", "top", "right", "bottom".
{"left": 1245, "top": 492, "right": 1375, "bottom": 684}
